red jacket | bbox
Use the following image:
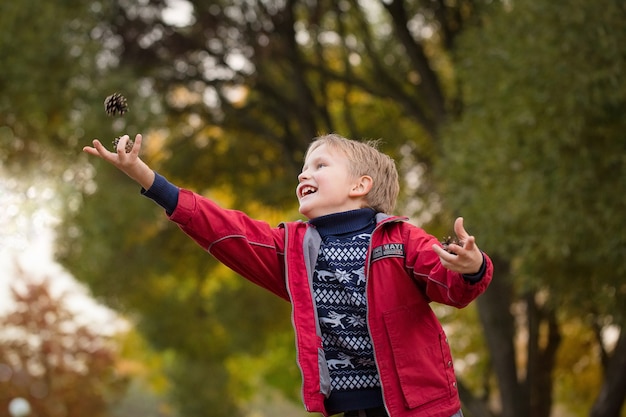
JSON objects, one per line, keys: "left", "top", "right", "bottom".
{"left": 169, "top": 189, "right": 493, "bottom": 417}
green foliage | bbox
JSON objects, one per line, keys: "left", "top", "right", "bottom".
{"left": 0, "top": 0, "right": 97, "bottom": 164}
{"left": 438, "top": 1, "right": 626, "bottom": 414}
{"left": 226, "top": 331, "right": 301, "bottom": 404}
{"left": 166, "top": 356, "right": 240, "bottom": 417}
{"left": 440, "top": 0, "right": 626, "bottom": 312}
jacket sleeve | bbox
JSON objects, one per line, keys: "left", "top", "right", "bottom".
{"left": 404, "top": 225, "right": 493, "bottom": 308}
{"left": 168, "top": 189, "right": 290, "bottom": 301}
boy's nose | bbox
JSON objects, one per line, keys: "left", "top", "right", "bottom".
{"left": 298, "top": 171, "right": 308, "bottom": 182}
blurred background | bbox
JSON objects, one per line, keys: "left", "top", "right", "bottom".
{"left": 1, "top": 1, "right": 625, "bottom": 416}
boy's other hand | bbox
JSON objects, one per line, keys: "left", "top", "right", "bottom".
{"left": 83, "top": 134, "right": 155, "bottom": 190}
{"left": 432, "top": 217, "right": 484, "bottom": 275}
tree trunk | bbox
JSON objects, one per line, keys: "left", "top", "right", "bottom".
{"left": 475, "top": 255, "right": 524, "bottom": 417}
{"left": 590, "top": 325, "right": 626, "bottom": 417}
{"left": 525, "top": 297, "right": 561, "bottom": 417}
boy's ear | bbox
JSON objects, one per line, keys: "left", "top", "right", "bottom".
{"left": 350, "top": 175, "right": 373, "bottom": 197}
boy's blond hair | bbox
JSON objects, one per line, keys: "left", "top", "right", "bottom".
{"left": 306, "top": 133, "right": 399, "bottom": 214}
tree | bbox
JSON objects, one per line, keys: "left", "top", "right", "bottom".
{"left": 439, "top": 0, "right": 626, "bottom": 416}
{"left": 0, "top": 267, "right": 127, "bottom": 417}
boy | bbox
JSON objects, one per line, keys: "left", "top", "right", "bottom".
{"left": 83, "top": 133, "right": 492, "bottom": 417}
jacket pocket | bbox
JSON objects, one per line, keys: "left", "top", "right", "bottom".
{"left": 383, "top": 302, "right": 452, "bottom": 408}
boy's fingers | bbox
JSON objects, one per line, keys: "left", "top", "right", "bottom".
{"left": 453, "top": 217, "right": 479, "bottom": 251}
{"left": 462, "top": 235, "right": 477, "bottom": 252}
{"left": 432, "top": 244, "right": 444, "bottom": 256}
{"left": 83, "top": 139, "right": 107, "bottom": 157}
{"left": 130, "top": 134, "right": 142, "bottom": 155}
{"left": 116, "top": 135, "right": 129, "bottom": 155}
{"left": 433, "top": 243, "right": 460, "bottom": 259}
{"left": 92, "top": 138, "right": 107, "bottom": 152}
{"left": 454, "top": 217, "right": 468, "bottom": 239}
{"left": 83, "top": 134, "right": 141, "bottom": 163}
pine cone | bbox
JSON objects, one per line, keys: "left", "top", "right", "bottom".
{"left": 112, "top": 137, "right": 134, "bottom": 153}
{"left": 104, "top": 93, "right": 129, "bottom": 116}
{"left": 441, "top": 236, "right": 463, "bottom": 254}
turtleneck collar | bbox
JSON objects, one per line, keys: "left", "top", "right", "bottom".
{"left": 309, "top": 208, "right": 377, "bottom": 239}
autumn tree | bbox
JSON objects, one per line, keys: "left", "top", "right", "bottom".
{"left": 0, "top": 268, "right": 127, "bottom": 417}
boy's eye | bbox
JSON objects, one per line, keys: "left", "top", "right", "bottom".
{"left": 317, "top": 163, "right": 326, "bottom": 169}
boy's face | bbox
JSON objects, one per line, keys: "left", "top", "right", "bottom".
{"left": 296, "top": 144, "right": 368, "bottom": 219}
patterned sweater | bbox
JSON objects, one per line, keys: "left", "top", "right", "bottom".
{"left": 309, "top": 208, "right": 384, "bottom": 413}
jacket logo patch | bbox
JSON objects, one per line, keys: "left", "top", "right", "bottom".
{"left": 371, "top": 243, "right": 405, "bottom": 261}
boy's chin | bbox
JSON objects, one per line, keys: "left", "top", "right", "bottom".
{"left": 298, "top": 204, "right": 323, "bottom": 219}
{"left": 298, "top": 206, "right": 314, "bottom": 219}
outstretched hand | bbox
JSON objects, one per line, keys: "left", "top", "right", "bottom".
{"left": 83, "top": 134, "right": 155, "bottom": 190}
{"left": 432, "top": 217, "right": 484, "bottom": 275}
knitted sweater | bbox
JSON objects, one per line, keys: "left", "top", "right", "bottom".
{"left": 309, "top": 208, "right": 384, "bottom": 413}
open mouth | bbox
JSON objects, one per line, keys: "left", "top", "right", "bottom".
{"left": 299, "top": 185, "right": 317, "bottom": 198}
